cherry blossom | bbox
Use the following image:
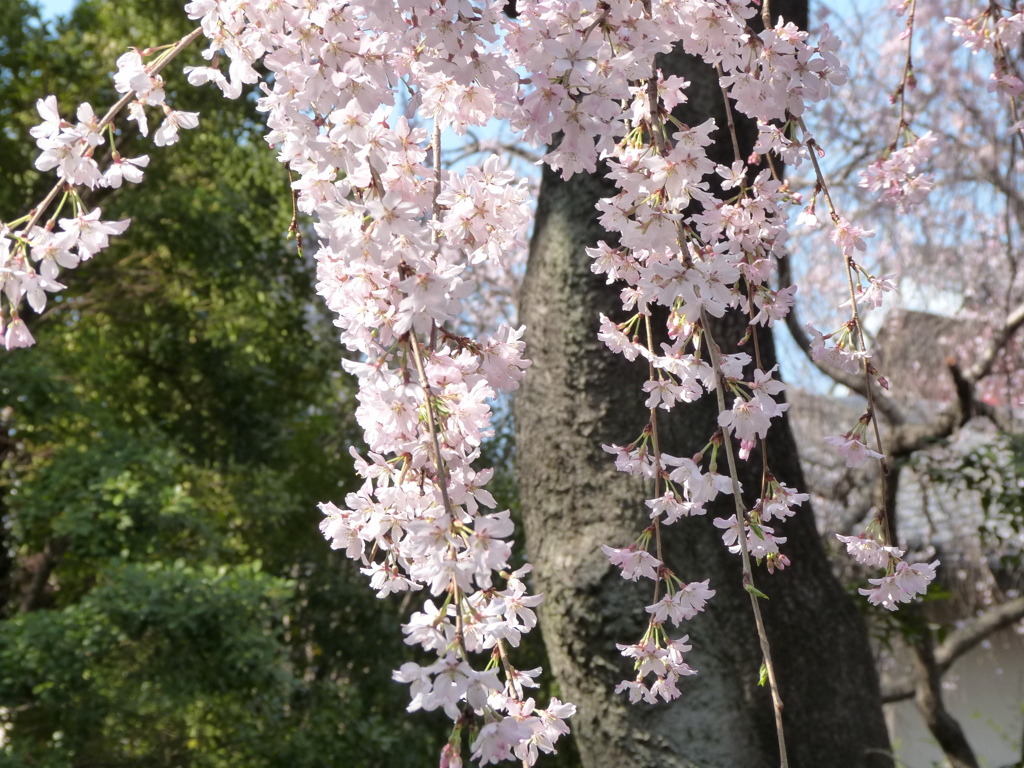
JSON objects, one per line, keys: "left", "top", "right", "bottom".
{"left": 602, "top": 545, "right": 662, "bottom": 582}
{"left": 836, "top": 534, "right": 905, "bottom": 569}
{"left": 824, "top": 433, "right": 885, "bottom": 468}
{"left": 102, "top": 154, "right": 151, "bottom": 188}
{"left": 4, "top": 317, "right": 34, "bottom": 351}
{"left": 153, "top": 109, "right": 200, "bottom": 146}
{"left": 645, "top": 580, "right": 716, "bottom": 625}
{"left": 859, "top": 560, "right": 940, "bottom": 611}
{"left": 858, "top": 132, "right": 937, "bottom": 212}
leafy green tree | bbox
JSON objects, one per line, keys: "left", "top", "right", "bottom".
{"left": 0, "top": 2, "right": 446, "bottom": 764}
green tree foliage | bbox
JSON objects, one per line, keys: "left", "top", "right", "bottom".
{"left": 0, "top": 1, "right": 445, "bottom": 764}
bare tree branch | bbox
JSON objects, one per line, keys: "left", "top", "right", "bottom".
{"left": 882, "top": 597, "right": 1024, "bottom": 703}
{"left": 924, "top": 153, "right": 1024, "bottom": 387}
{"left": 910, "top": 631, "right": 980, "bottom": 768}
{"left": 936, "top": 597, "right": 1024, "bottom": 669}
{"left": 886, "top": 408, "right": 960, "bottom": 459}
{"left": 964, "top": 300, "right": 1024, "bottom": 384}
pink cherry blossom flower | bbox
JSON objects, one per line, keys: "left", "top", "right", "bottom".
{"left": 824, "top": 434, "right": 884, "bottom": 467}
{"left": 645, "top": 580, "right": 715, "bottom": 625}
{"left": 718, "top": 396, "right": 773, "bottom": 442}
{"left": 614, "top": 678, "right": 656, "bottom": 705}
{"left": 859, "top": 575, "right": 906, "bottom": 611}
{"left": 601, "top": 545, "right": 661, "bottom": 582}
{"left": 471, "top": 716, "right": 534, "bottom": 765}
{"left": 836, "top": 534, "right": 904, "bottom": 568}
{"left": 127, "top": 101, "right": 148, "bottom": 137}
{"left": 893, "top": 559, "right": 940, "bottom": 598}
{"left": 102, "top": 154, "right": 150, "bottom": 188}
{"left": 4, "top": 317, "right": 34, "bottom": 350}
{"left": 29, "top": 95, "right": 64, "bottom": 142}
{"left": 34, "top": 135, "right": 101, "bottom": 188}
{"left": 761, "top": 482, "right": 809, "bottom": 522}
{"left": 645, "top": 492, "right": 694, "bottom": 524}
{"left": 154, "top": 109, "right": 200, "bottom": 147}
{"left": 114, "top": 50, "right": 165, "bottom": 105}
{"left": 829, "top": 217, "right": 874, "bottom": 256}
{"left": 806, "top": 324, "right": 867, "bottom": 373}
{"left": 58, "top": 209, "right": 130, "bottom": 261}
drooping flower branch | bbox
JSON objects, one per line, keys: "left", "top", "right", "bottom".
{"left": 0, "top": 27, "right": 204, "bottom": 350}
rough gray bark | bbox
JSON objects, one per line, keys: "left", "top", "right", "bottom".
{"left": 514, "top": 26, "right": 893, "bottom": 768}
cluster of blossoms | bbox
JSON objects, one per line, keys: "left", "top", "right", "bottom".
{"left": 0, "top": 33, "right": 202, "bottom": 350}
{"left": 178, "top": 0, "right": 578, "bottom": 763}
{"left": 802, "top": 213, "right": 896, "bottom": 391}
{"left": 946, "top": 7, "right": 1024, "bottom": 134}
{"left": 573, "top": 0, "right": 862, "bottom": 697}
{"left": 837, "top": 533, "right": 939, "bottom": 611}
{"left": 176, "top": 0, "right": 932, "bottom": 738}
{"left": 853, "top": 0, "right": 939, "bottom": 215}
{"left": 947, "top": 7, "right": 1024, "bottom": 59}
{"left": 5, "top": 1, "right": 570, "bottom": 762}
{"left": 858, "top": 131, "right": 937, "bottom": 212}
{"left": 0, "top": 211, "right": 127, "bottom": 347}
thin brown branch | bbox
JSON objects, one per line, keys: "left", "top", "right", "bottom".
{"left": 882, "top": 597, "right": 1024, "bottom": 703}
{"left": 964, "top": 300, "right": 1024, "bottom": 384}
{"left": 910, "top": 631, "right": 980, "bottom": 768}
{"left": 701, "top": 307, "right": 789, "bottom": 768}
{"left": 937, "top": 597, "right": 1024, "bottom": 670}
{"left": 18, "top": 539, "right": 65, "bottom": 614}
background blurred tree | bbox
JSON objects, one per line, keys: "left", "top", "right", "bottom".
{"left": 778, "top": 4, "right": 1024, "bottom": 766}
{"left": 0, "top": 1, "right": 448, "bottom": 764}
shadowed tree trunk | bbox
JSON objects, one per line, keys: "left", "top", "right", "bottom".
{"left": 515, "top": 15, "right": 894, "bottom": 768}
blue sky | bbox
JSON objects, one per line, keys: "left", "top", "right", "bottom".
{"left": 38, "top": 0, "right": 76, "bottom": 19}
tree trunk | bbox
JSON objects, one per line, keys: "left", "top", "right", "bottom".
{"left": 910, "top": 629, "right": 980, "bottom": 768}
{"left": 515, "top": 26, "right": 893, "bottom": 768}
